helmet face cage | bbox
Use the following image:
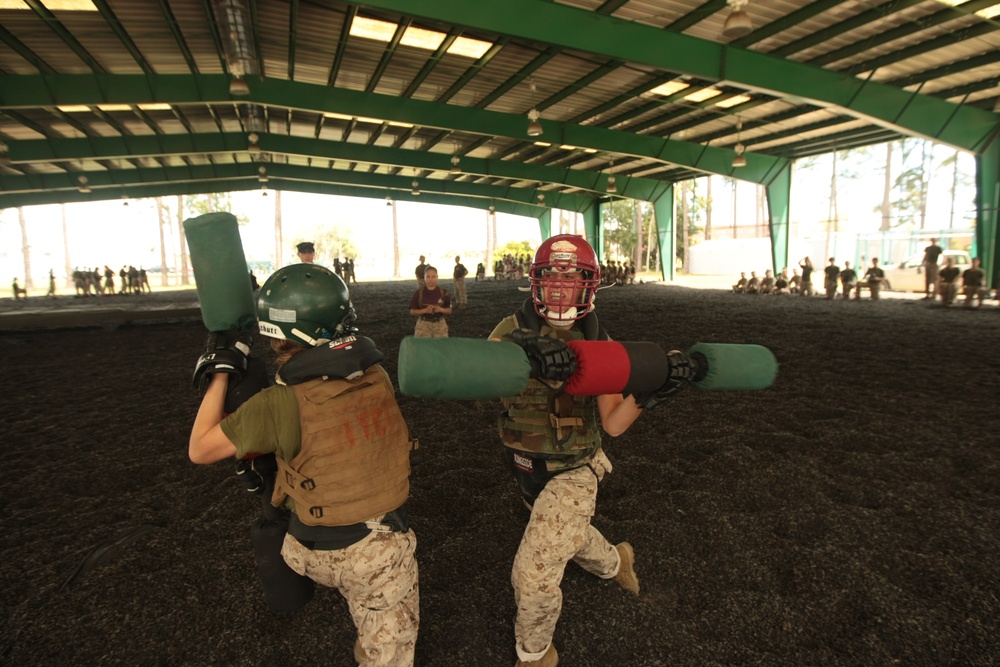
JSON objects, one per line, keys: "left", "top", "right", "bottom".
{"left": 257, "top": 264, "right": 357, "bottom": 346}
{"left": 529, "top": 235, "right": 600, "bottom": 322}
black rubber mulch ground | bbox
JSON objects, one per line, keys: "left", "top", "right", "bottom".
{"left": 1, "top": 280, "right": 998, "bottom": 666}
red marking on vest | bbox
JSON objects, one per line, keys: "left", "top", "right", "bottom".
{"left": 340, "top": 422, "right": 357, "bottom": 449}
{"left": 356, "top": 408, "right": 388, "bottom": 440}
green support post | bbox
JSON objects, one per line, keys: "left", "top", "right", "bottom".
{"left": 582, "top": 204, "right": 601, "bottom": 261}
{"left": 652, "top": 186, "right": 675, "bottom": 282}
{"left": 975, "top": 136, "right": 1000, "bottom": 289}
{"left": 537, "top": 208, "right": 552, "bottom": 241}
{"left": 765, "top": 164, "right": 792, "bottom": 274}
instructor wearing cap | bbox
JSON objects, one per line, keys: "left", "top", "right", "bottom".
{"left": 296, "top": 242, "right": 316, "bottom": 264}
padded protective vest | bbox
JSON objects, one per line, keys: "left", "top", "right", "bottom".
{"left": 499, "top": 322, "right": 601, "bottom": 463}
{"left": 273, "top": 365, "right": 411, "bottom": 526}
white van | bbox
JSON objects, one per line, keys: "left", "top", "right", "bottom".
{"left": 881, "top": 250, "right": 971, "bottom": 292}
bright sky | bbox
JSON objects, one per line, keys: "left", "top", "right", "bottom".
{"left": 0, "top": 191, "right": 542, "bottom": 283}
{"left": 1, "top": 142, "right": 980, "bottom": 284}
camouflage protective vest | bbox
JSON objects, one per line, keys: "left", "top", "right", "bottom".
{"left": 499, "top": 321, "right": 601, "bottom": 466}
{"left": 273, "top": 365, "right": 411, "bottom": 526}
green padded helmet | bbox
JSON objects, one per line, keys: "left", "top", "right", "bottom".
{"left": 257, "top": 263, "right": 357, "bottom": 345}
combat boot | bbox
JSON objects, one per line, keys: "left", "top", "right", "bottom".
{"left": 515, "top": 643, "right": 558, "bottom": 667}
{"left": 614, "top": 542, "right": 640, "bottom": 594}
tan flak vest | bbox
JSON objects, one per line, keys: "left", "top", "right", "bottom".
{"left": 272, "top": 365, "right": 411, "bottom": 526}
{"left": 499, "top": 325, "right": 601, "bottom": 468}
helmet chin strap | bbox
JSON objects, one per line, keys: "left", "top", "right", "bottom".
{"left": 291, "top": 328, "right": 330, "bottom": 347}
{"left": 541, "top": 305, "right": 579, "bottom": 324}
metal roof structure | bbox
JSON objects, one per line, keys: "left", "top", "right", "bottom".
{"left": 0, "top": 0, "right": 998, "bottom": 245}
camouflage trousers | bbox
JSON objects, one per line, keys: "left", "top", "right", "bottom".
{"left": 414, "top": 318, "right": 448, "bottom": 338}
{"left": 453, "top": 277, "right": 467, "bottom": 307}
{"left": 511, "top": 449, "right": 619, "bottom": 661}
{"left": 281, "top": 530, "right": 419, "bottom": 667}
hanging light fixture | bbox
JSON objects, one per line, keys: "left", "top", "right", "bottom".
{"left": 722, "top": 0, "right": 753, "bottom": 40}
{"left": 606, "top": 158, "right": 618, "bottom": 194}
{"left": 121, "top": 193, "right": 130, "bottom": 207}
{"left": 258, "top": 165, "right": 268, "bottom": 183}
{"left": 732, "top": 118, "right": 747, "bottom": 168}
{"left": 527, "top": 81, "right": 543, "bottom": 137}
{"left": 77, "top": 175, "right": 91, "bottom": 194}
{"left": 488, "top": 204, "right": 495, "bottom": 213}
{"left": 247, "top": 132, "right": 260, "bottom": 153}
{"left": 261, "top": 184, "right": 268, "bottom": 197}
{"left": 537, "top": 193, "right": 545, "bottom": 204}
{"left": 527, "top": 108, "right": 543, "bottom": 137}
{"left": 450, "top": 155, "right": 461, "bottom": 174}
{"left": 386, "top": 195, "right": 393, "bottom": 207}
{"left": 229, "top": 77, "right": 250, "bottom": 96}
{"left": 411, "top": 179, "right": 420, "bottom": 196}
{"left": 732, "top": 147, "right": 747, "bottom": 168}
{"left": 0, "top": 141, "right": 11, "bottom": 166}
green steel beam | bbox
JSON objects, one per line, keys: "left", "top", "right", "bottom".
{"left": 354, "top": 0, "right": 1000, "bottom": 153}
{"left": 975, "top": 136, "right": 1000, "bottom": 289}
{"left": 595, "top": 203, "right": 606, "bottom": 262}
{"left": 0, "top": 23, "right": 55, "bottom": 73}
{"left": 0, "top": 161, "right": 592, "bottom": 212}
{"left": 730, "top": 0, "right": 845, "bottom": 49}
{"left": 652, "top": 186, "right": 675, "bottom": 282}
{"left": 765, "top": 164, "right": 793, "bottom": 273}
{"left": 582, "top": 204, "right": 599, "bottom": 256}
{"left": 4, "top": 132, "right": 675, "bottom": 202}
{"left": 0, "top": 174, "right": 544, "bottom": 218}
{"left": 810, "top": 0, "right": 999, "bottom": 69}
{"left": 0, "top": 74, "right": 788, "bottom": 184}
{"left": 771, "top": 0, "right": 924, "bottom": 58}
{"left": 23, "top": 0, "right": 106, "bottom": 73}
{"left": 537, "top": 209, "right": 552, "bottom": 243}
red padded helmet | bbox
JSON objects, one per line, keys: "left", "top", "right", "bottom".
{"left": 529, "top": 234, "right": 601, "bottom": 323}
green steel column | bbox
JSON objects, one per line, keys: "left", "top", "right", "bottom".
{"left": 537, "top": 209, "right": 552, "bottom": 241}
{"left": 582, "top": 204, "right": 601, "bottom": 260}
{"left": 765, "top": 164, "right": 792, "bottom": 273}
{"left": 652, "top": 186, "right": 675, "bottom": 282}
{"left": 975, "top": 136, "right": 1000, "bottom": 289}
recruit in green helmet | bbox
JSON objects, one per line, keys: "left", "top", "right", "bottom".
{"left": 257, "top": 263, "right": 357, "bottom": 346}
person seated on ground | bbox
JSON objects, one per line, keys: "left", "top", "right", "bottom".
{"left": 732, "top": 272, "right": 748, "bottom": 293}
{"left": 856, "top": 257, "right": 885, "bottom": 300}
{"left": 745, "top": 271, "right": 760, "bottom": 294}
{"left": 938, "top": 256, "right": 960, "bottom": 306}
{"left": 773, "top": 269, "right": 789, "bottom": 295}
{"left": 12, "top": 277, "right": 27, "bottom": 300}
{"left": 961, "top": 257, "right": 986, "bottom": 308}
{"left": 759, "top": 269, "right": 775, "bottom": 295}
{"left": 476, "top": 262, "right": 486, "bottom": 282}
{"left": 788, "top": 269, "right": 801, "bottom": 294}
{"left": 840, "top": 261, "right": 857, "bottom": 300}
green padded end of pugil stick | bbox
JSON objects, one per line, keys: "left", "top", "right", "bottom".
{"left": 398, "top": 336, "right": 532, "bottom": 399}
{"left": 687, "top": 343, "right": 778, "bottom": 391}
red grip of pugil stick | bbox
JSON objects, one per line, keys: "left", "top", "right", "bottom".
{"left": 564, "top": 340, "right": 630, "bottom": 395}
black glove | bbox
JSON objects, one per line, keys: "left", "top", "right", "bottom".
{"left": 193, "top": 330, "right": 252, "bottom": 394}
{"left": 633, "top": 350, "right": 700, "bottom": 410}
{"left": 224, "top": 355, "right": 271, "bottom": 414}
{"left": 509, "top": 329, "right": 577, "bottom": 382}
{"left": 235, "top": 453, "right": 278, "bottom": 496}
